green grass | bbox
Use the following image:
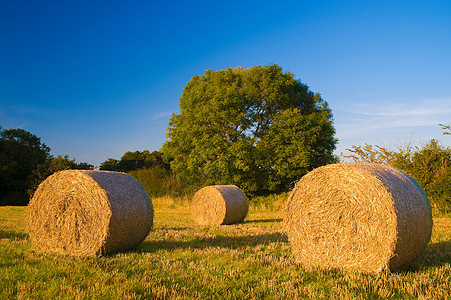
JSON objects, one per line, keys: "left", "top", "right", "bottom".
{"left": 1, "top": 201, "right": 450, "bottom": 299}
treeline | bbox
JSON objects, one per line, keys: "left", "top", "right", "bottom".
{"left": 344, "top": 138, "right": 451, "bottom": 213}
{"left": 102, "top": 136, "right": 451, "bottom": 214}
{"left": 2, "top": 65, "right": 450, "bottom": 212}
{"left": 105, "top": 137, "right": 451, "bottom": 213}
{"left": 99, "top": 150, "right": 169, "bottom": 172}
{"left": 2, "top": 127, "right": 451, "bottom": 214}
{"left": 0, "top": 127, "right": 192, "bottom": 206}
{"left": 0, "top": 128, "right": 93, "bottom": 205}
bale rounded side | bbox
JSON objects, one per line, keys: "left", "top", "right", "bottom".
{"left": 284, "top": 163, "right": 432, "bottom": 273}
{"left": 191, "top": 185, "right": 249, "bottom": 225}
{"left": 27, "top": 170, "right": 154, "bottom": 256}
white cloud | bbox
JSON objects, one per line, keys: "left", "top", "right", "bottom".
{"left": 152, "top": 112, "right": 173, "bottom": 120}
{"left": 335, "top": 97, "right": 451, "bottom": 139}
{"left": 351, "top": 107, "right": 450, "bottom": 117}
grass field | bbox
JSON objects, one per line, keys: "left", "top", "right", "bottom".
{"left": 1, "top": 198, "right": 450, "bottom": 299}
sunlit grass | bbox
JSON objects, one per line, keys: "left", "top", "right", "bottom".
{"left": 1, "top": 202, "right": 450, "bottom": 299}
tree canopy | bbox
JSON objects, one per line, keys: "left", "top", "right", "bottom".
{"left": 162, "top": 65, "right": 337, "bottom": 195}
{"left": 0, "top": 128, "right": 51, "bottom": 205}
{"left": 0, "top": 128, "right": 94, "bottom": 205}
{"left": 100, "top": 150, "right": 168, "bottom": 172}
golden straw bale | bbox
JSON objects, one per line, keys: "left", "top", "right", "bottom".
{"left": 191, "top": 185, "right": 249, "bottom": 225}
{"left": 284, "top": 163, "right": 433, "bottom": 273}
{"left": 27, "top": 170, "right": 153, "bottom": 256}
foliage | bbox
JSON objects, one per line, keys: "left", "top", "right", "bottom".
{"left": 0, "top": 128, "right": 94, "bottom": 205}
{"left": 250, "top": 192, "right": 289, "bottom": 211}
{"left": 1, "top": 206, "right": 450, "bottom": 299}
{"left": 99, "top": 158, "right": 121, "bottom": 171}
{"left": 440, "top": 123, "right": 450, "bottom": 135}
{"left": 100, "top": 150, "right": 169, "bottom": 172}
{"left": 128, "top": 165, "right": 197, "bottom": 200}
{"left": 162, "top": 65, "right": 337, "bottom": 196}
{"left": 101, "top": 151, "right": 179, "bottom": 199}
{"left": 0, "top": 128, "right": 51, "bottom": 205}
{"left": 344, "top": 139, "right": 451, "bottom": 213}
{"left": 27, "top": 155, "right": 94, "bottom": 198}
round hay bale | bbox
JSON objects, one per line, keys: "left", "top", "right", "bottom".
{"left": 284, "top": 163, "right": 433, "bottom": 273}
{"left": 27, "top": 170, "right": 154, "bottom": 256}
{"left": 191, "top": 185, "right": 249, "bottom": 225}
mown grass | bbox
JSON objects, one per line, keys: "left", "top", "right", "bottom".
{"left": 1, "top": 200, "right": 450, "bottom": 299}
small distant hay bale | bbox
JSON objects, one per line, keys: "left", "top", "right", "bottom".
{"left": 284, "top": 163, "right": 433, "bottom": 273}
{"left": 27, "top": 170, "right": 154, "bottom": 256}
{"left": 191, "top": 185, "right": 249, "bottom": 225}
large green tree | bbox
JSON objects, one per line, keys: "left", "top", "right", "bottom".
{"left": 0, "top": 128, "right": 51, "bottom": 205}
{"left": 162, "top": 65, "right": 337, "bottom": 195}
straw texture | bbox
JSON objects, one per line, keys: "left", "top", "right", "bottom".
{"left": 27, "top": 170, "right": 153, "bottom": 256}
{"left": 191, "top": 185, "right": 249, "bottom": 225}
{"left": 284, "top": 163, "right": 433, "bottom": 273}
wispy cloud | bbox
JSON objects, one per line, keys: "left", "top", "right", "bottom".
{"left": 348, "top": 98, "right": 451, "bottom": 117}
{"left": 152, "top": 112, "right": 173, "bottom": 120}
{"left": 351, "top": 107, "right": 450, "bottom": 117}
{"left": 335, "top": 97, "right": 451, "bottom": 139}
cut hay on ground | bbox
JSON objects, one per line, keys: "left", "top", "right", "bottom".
{"left": 191, "top": 185, "right": 249, "bottom": 225}
{"left": 27, "top": 170, "right": 154, "bottom": 256}
{"left": 284, "top": 163, "right": 433, "bottom": 273}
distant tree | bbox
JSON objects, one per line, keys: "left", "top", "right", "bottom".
{"left": 75, "top": 162, "right": 95, "bottom": 170}
{"left": 99, "top": 158, "right": 120, "bottom": 171}
{"left": 142, "top": 150, "right": 170, "bottom": 170}
{"left": 0, "top": 128, "right": 51, "bottom": 205}
{"left": 162, "top": 65, "right": 337, "bottom": 195}
{"left": 27, "top": 155, "right": 94, "bottom": 197}
{"left": 119, "top": 151, "right": 147, "bottom": 172}
{"left": 100, "top": 150, "right": 168, "bottom": 172}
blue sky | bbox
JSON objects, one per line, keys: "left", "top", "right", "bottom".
{"left": 1, "top": 0, "right": 450, "bottom": 167}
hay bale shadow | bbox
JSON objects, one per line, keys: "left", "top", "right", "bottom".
{"left": 135, "top": 232, "right": 288, "bottom": 253}
{"left": 394, "top": 240, "right": 451, "bottom": 272}
{"left": 0, "top": 229, "right": 27, "bottom": 240}
{"left": 244, "top": 218, "right": 283, "bottom": 224}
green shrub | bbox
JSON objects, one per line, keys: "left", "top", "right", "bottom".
{"left": 250, "top": 192, "right": 289, "bottom": 211}
{"left": 128, "top": 166, "right": 198, "bottom": 200}
{"left": 344, "top": 139, "right": 451, "bottom": 213}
